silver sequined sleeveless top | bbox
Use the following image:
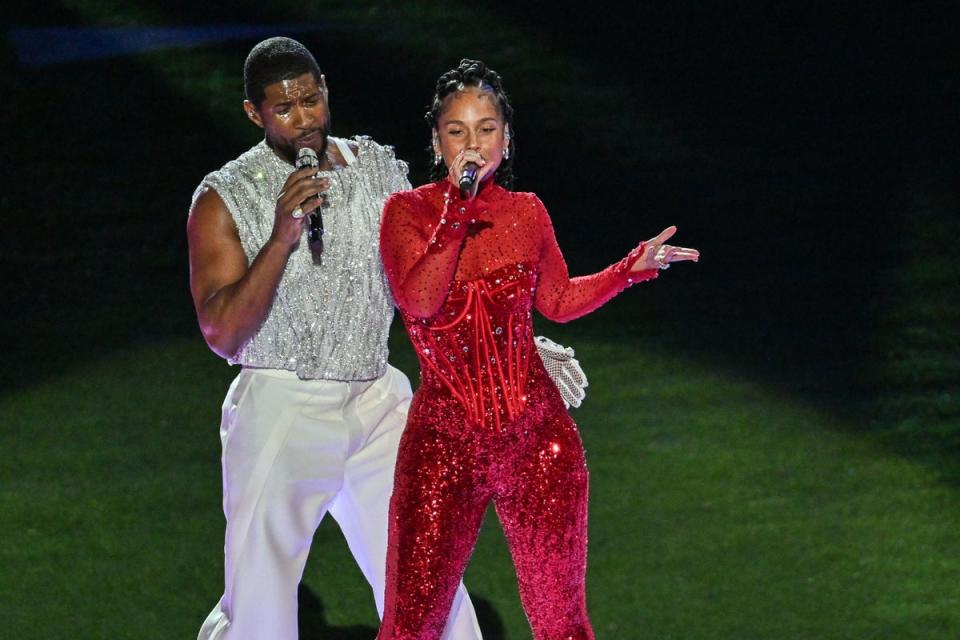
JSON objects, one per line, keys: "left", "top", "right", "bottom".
{"left": 193, "top": 136, "right": 409, "bottom": 380}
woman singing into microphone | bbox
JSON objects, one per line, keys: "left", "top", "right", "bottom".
{"left": 377, "top": 59, "right": 698, "bottom": 640}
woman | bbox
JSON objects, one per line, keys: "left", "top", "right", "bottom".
{"left": 377, "top": 59, "right": 698, "bottom": 640}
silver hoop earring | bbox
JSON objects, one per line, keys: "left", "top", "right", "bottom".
{"left": 434, "top": 151, "right": 443, "bottom": 165}
{"left": 503, "top": 145, "right": 511, "bottom": 160}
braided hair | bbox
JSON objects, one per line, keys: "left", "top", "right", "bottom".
{"left": 426, "top": 59, "right": 515, "bottom": 189}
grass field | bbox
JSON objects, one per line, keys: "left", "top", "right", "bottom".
{"left": 1, "top": 333, "right": 957, "bottom": 639}
{"left": 3, "top": 2, "right": 958, "bottom": 639}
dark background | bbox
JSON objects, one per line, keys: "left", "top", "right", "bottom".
{"left": 4, "top": 1, "right": 956, "bottom": 456}
{"left": 1, "top": 2, "right": 958, "bottom": 637}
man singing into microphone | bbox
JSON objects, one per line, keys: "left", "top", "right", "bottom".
{"left": 186, "top": 37, "right": 481, "bottom": 640}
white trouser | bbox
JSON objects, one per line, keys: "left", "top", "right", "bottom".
{"left": 198, "top": 365, "right": 482, "bottom": 640}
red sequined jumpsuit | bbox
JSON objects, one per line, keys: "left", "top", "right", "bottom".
{"left": 377, "top": 179, "right": 658, "bottom": 640}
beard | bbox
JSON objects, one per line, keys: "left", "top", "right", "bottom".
{"left": 269, "top": 121, "right": 331, "bottom": 166}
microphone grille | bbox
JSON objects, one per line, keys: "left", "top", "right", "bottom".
{"left": 295, "top": 147, "right": 319, "bottom": 169}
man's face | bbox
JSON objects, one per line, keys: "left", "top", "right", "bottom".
{"left": 245, "top": 72, "right": 330, "bottom": 165}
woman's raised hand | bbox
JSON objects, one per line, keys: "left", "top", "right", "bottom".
{"left": 630, "top": 226, "right": 700, "bottom": 272}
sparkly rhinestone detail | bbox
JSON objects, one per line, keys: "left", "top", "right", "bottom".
{"left": 380, "top": 180, "right": 659, "bottom": 428}
{"left": 193, "top": 136, "right": 408, "bottom": 379}
{"left": 375, "top": 178, "right": 659, "bottom": 640}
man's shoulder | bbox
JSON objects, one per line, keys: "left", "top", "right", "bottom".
{"left": 190, "top": 142, "right": 273, "bottom": 221}
{"left": 198, "top": 142, "right": 270, "bottom": 194}
{"left": 212, "top": 141, "right": 268, "bottom": 177}
{"left": 346, "top": 135, "right": 403, "bottom": 164}
{"left": 344, "top": 136, "right": 409, "bottom": 192}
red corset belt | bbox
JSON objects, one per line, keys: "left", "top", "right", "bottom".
{"left": 380, "top": 180, "right": 660, "bottom": 430}
{"left": 403, "top": 262, "right": 538, "bottom": 430}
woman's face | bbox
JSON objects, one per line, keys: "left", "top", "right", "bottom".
{"left": 434, "top": 86, "right": 509, "bottom": 185}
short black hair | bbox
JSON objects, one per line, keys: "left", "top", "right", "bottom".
{"left": 426, "top": 59, "right": 516, "bottom": 189}
{"left": 244, "top": 37, "right": 322, "bottom": 107}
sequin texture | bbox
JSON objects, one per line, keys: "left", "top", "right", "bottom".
{"left": 191, "top": 136, "right": 408, "bottom": 380}
{"left": 377, "top": 180, "right": 659, "bottom": 639}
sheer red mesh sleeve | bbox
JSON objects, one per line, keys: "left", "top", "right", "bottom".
{"left": 380, "top": 186, "right": 477, "bottom": 319}
{"left": 533, "top": 196, "right": 659, "bottom": 323}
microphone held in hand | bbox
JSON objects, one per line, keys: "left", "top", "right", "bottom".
{"left": 294, "top": 148, "right": 324, "bottom": 251}
{"left": 459, "top": 162, "right": 479, "bottom": 200}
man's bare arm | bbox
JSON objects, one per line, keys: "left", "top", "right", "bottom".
{"left": 186, "top": 167, "right": 325, "bottom": 358}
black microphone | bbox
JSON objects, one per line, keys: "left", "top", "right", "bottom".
{"left": 459, "top": 162, "right": 479, "bottom": 200}
{"left": 295, "top": 148, "right": 324, "bottom": 252}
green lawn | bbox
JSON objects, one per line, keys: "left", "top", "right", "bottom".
{"left": 1, "top": 332, "right": 956, "bottom": 639}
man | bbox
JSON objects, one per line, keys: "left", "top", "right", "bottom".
{"left": 187, "top": 37, "right": 482, "bottom": 640}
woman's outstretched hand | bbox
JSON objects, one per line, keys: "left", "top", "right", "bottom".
{"left": 629, "top": 226, "right": 700, "bottom": 272}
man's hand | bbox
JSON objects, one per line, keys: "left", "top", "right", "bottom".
{"left": 271, "top": 166, "right": 327, "bottom": 247}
